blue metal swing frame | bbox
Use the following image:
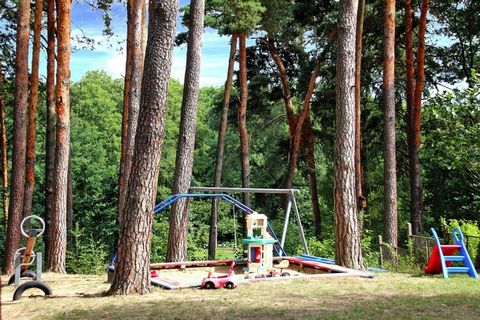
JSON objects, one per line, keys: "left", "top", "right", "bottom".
{"left": 109, "top": 193, "right": 287, "bottom": 268}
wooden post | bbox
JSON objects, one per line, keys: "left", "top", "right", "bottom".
{"left": 425, "top": 238, "right": 429, "bottom": 263}
{"left": 407, "top": 223, "right": 412, "bottom": 239}
{"left": 378, "top": 235, "right": 384, "bottom": 268}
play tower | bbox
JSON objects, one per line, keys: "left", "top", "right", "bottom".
{"left": 243, "top": 213, "right": 276, "bottom": 273}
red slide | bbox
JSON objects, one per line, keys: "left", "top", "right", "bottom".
{"left": 425, "top": 244, "right": 460, "bottom": 274}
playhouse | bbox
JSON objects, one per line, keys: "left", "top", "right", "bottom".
{"left": 243, "top": 213, "right": 276, "bottom": 274}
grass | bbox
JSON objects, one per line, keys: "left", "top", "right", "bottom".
{"left": 191, "top": 246, "right": 238, "bottom": 260}
{"left": 1, "top": 272, "right": 480, "bottom": 319}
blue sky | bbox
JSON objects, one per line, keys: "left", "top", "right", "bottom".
{"left": 53, "top": 1, "right": 232, "bottom": 87}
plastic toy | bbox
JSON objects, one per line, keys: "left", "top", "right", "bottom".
{"left": 425, "top": 227, "right": 478, "bottom": 278}
{"left": 8, "top": 215, "right": 52, "bottom": 300}
{"left": 201, "top": 261, "right": 238, "bottom": 289}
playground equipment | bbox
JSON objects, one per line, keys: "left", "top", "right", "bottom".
{"left": 189, "top": 187, "right": 309, "bottom": 255}
{"left": 200, "top": 261, "right": 238, "bottom": 289}
{"left": 9, "top": 215, "right": 52, "bottom": 300}
{"left": 109, "top": 187, "right": 375, "bottom": 289}
{"left": 425, "top": 227, "right": 478, "bottom": 279}
{"left": 243, "top": 213, "right": 275, "bottom": 274}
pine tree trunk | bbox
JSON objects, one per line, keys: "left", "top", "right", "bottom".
{"left": 208, "top": 32, "right": 238, "bottom": 260}
{"left": 23, "top": 0, "right": 43, "bottom": 219}
{"left": 47, "top": 0, "right": 71, "bottom": 273}
{"left": 404, "top": 0, "right": 415, "bottom": 237}
{"left": 383, "top": 0, "right": 398, "bottom": 250}
{"left": 166, "top": 0, "right": 204, "bottom": 263}
{"left": 45, "top": 0, "right": 56, "bottom": 260}
{"left": 281, "top": 65, "right": 320, "bottom": 190}
{"left": 238, "top": 32, "right": 251, "bottom": 208}
{"left": 354, "top": 0, "right": 366, "bottom": 205}
{"left": 265, "top": 37, "right": 295, "bottom": 132}
{"left": 119, "top": 0, "right": 146, "bottom": 222}
{"left": 334, "top": 0, "right": 363, "bottom": 270}
{"left": 0, "top": 64, "right": 8, "bottom": 226}
{"left": 67, "top": 151, "right": 73, "bottom": 230}
{"left": 303, "top": 112, "right": 322, "bottom": 239}
{"left": 108, "top": 0, "right": 178, "bottom": 295}
{"left": 3, "top": 0, "right": 30, "bottom": 275}
{"left": 409, "top": 0, "right": 429, "bottom": 236}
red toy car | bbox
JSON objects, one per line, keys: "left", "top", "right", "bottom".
{"left": 201, "top": 262, "right": 238, "bottom": 289}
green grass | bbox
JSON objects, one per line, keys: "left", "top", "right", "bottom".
{"left": 191, "top": 246, "right": 238, "bottom": 260}
{"left": 2, "top": 272, "right": 480, "bottom": 319}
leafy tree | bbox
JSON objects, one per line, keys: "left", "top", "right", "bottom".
{"left": 429, "top": 1, "right": 480, "bottom": 87}
{"left": 423, "top": 72, "right": 480, "bottom": 222}
{"left": 69, "top": 71, "right": 123, "bottom": 244}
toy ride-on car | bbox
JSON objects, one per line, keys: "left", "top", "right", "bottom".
{"left": 201, "top": 261, "right": 238, "bottom": 289}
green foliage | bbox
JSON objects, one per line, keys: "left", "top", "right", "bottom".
{"left": 67, "top": 223, "right": 108, "bottom": 274}
{"left": 205, "top": 0, "right": 265, "bottom": 35}
{"left": 423, "top": 72, "right": 480, "bottom": 222}
{"left": 308, "top": 237, "right": 335, "bottom": 259}
{"left": 69, "top": 70, "right": 123, "bottom": 250}
{"left": 441, "top": 218, "right": 480, "bottom": 266}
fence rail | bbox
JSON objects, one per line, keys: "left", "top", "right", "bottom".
{"left": 378, "top": 223, "right": 479, "bottom": 268}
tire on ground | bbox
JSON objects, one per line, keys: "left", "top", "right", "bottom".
{"left": 7, "top": 270, "right": 37, "bottom": 285}
{"left": 12, "top": 280, "right": 52, "bottom": 301}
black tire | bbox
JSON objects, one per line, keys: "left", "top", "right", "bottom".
{"left": 13, "top": 280, "right": 52, "bottom": 301}
{"left": 281, "top": 272, "right": 290, "bottom": 277}
{"left": 204, "top": 281, "right": 215, "bottom": 290}
{"left": 8, "top": 270, "right": 37, "bottom": 285}
{"left": 224, "top": 282, "right": 235, "bottom": 289}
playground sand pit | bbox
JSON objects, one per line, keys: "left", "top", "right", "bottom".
{"left": 149, "top": 264, "right": 308, "bottom": 289}
{"left": 148, "top": 259, "right": 356, "bottom": 290}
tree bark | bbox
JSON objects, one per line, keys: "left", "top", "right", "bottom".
{"left": 45, "top": 0, "right": 56, "bottom": 261}
{"left": 67, "top": 150, "right": 73, "bottom": 230}
{"left": 265, "top": 37, "right": 295, "bottom": 132}
{"left": 3, "top": 0, "right": 30, "bottom": 275}
{"left": 0, "top": 63, "right": 8, "bottom": 226}
{"left": 23, "top": 0, "right": 43, "bottom": 219}
{"left": 238, "top": 31, "right": 251, "bottom": 208}
{"left": 264, "top": 38, "right": 320, "bottom": 190}
{"left": 208, "top": 32, "right": 238, "bottom": 260}
{"left": 303, "top": 112, "right": 322, "bottom": 239}
{"left": 47, "top": 0, "right": 71, "bottom": 273}
{"left": 108, "top": 0, "right": 178, "bottom": 295}
{"left": 409, "top": 0, "right": 429, "bottom": 235}
{"left": 119, "top": 0, "right": 146, "bottom": 222}
{"left": 354, "top": 0, "right": 366, "bottom": 206}
{"left": 281, "top": 65, "right": 320, "bottom": 190}
{"left": 166, "top": 0, "right": 204, "bottom": 262}
{"left": 404, "top": 0, "right": 415, "bottom": 236}
{"left": 334, "top": 0, "right": 363, "bottom": 270}
{"left": 383, "top": 0, "right": 398, "bottom": 250}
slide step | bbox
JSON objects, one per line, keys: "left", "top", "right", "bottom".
{"left": 440, "top": 245, "right": 461, "bottom": 250}
{"left": 444, "top": 256, "right": 465, "bottom": 262}
{"left": 446, "top": 267, "right": 470, "bottom": 273}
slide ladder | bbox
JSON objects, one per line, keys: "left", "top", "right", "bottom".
{"left": 425, "top": 227, "right": 478, "bottom": 278}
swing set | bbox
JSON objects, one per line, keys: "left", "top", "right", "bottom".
{"left": 154, "top": 186, "right": 309, "bottom": 257}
